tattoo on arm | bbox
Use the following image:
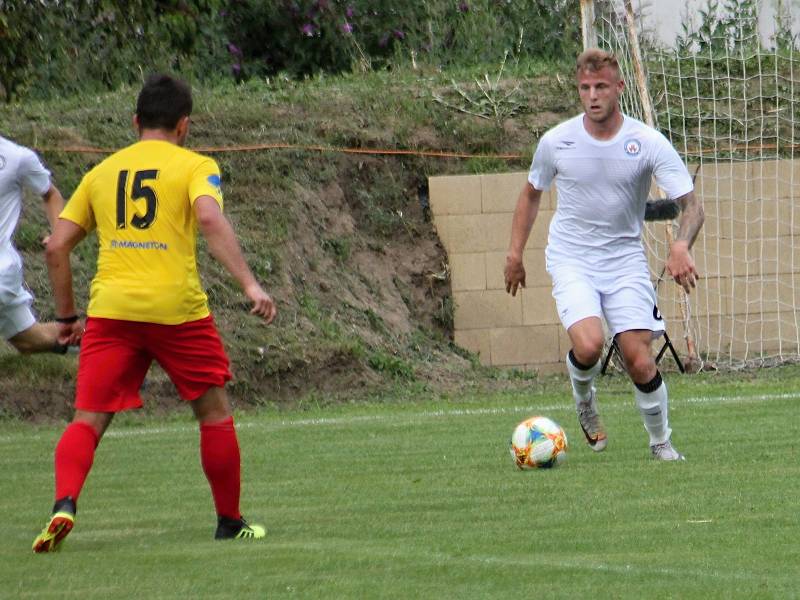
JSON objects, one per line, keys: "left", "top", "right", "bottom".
{"left": 674, "top": 190, "right": 704, "bottom": 248}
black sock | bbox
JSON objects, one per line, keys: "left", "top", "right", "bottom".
{"left": 568, "top": 349, "right": 595, "bottom": 371}
{"left": 53, "top": 496, "right": 77, "bottom": 515}
{"left": 634, "top": 371, "right": 663, "bottom": 394}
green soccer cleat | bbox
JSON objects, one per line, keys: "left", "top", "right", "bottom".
{"left": 214, "top": 516, "right": 266, "bottom": 540}
{"left": 32, "top": 497, "right": 76, "bottom": 553}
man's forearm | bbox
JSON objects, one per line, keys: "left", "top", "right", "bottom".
{"left": 46, "top": 250, "right": 77, "bottom": 318}
{"left": 42, "top": 186, "right": 65, "bottom": 232}
{"left": 674, "top": 190, "right": 704, "bottom": 249}
{"left": 44, "top": 218, "right": 86, "bottom": 318}
{"left": 201, "top": 215, "right": 258, "bottom": 291}
{"left": 508, "top": 186, "right": 541, "bottom": 258}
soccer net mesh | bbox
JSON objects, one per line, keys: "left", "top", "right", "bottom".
{"left": 593, "top": 0, "right": 800, "bottom": 370}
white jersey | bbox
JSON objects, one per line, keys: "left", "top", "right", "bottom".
{"left": 0, "top": 136, "right": 51, "bottom": 272}
{"left": 528, "top": 114, "right": 693, "bottom": 273}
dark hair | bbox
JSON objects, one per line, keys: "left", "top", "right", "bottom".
{"left": 135, "top": 74, "right": 193, "bottom": 130}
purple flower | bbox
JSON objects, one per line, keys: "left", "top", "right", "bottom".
{"left": 393, "top": 29, "right": 405, "bottom": 40}
{"left": 378, "top": 33, "right": 390, "bottom": 47}
{"left": 219, "top": 9, "right": 227, "bottom": 17}
{"left": 345, "top": 5, "right": 354, "bottom": 18}
{"left": 341, "top": 21, "right": 353, "bottom": 34}
{"left": 232, "top": 63, "right": 242, "bottom": 76}
{"left": 458, "top": 1, "right": 469, "bottom": 12}
{"left": 227, "top": 42, "right": 242, "bottom": 56}
{"left": 300, "top": 23, "right": 315, "bottom": 36}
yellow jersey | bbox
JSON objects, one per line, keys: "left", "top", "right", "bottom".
{"left": 62, "top": 140, "right": 224, "bottom": 324}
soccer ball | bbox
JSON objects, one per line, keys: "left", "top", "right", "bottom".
{"left": 509, "top": 416, "right": 568, "bottom": 469}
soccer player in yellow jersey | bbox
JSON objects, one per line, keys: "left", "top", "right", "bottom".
{"left": 32, "top": 74, "right": 277, "bottom": 552}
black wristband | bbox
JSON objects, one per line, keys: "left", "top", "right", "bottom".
{"left": 55, "top": 315, "right": 79, "bottom": 324}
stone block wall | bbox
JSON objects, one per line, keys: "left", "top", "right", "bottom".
{"left": 430, "top": 160, "right": 800, "bottom": 371}
{"left": 430, "top": 172, "right": 563, "bottom": 372}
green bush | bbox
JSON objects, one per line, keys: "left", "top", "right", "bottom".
{"left": 223, "top": 0, "right": 581, "bottom": 78}
{"left": 1, "top": 0, "right": 581, "bottom": 102}
{"left": 0, "top": 0, "right": 227, "bottom": 102}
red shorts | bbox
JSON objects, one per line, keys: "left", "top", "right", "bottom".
{"left": 75, "top": 315, "right": 232, "bottom": 412}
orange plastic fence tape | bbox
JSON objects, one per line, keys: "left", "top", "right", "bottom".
{"left": 38, "top": 141, "right": 799, "bottom": 159}
{"left": 37, "top": 143, "right": 527, "bottom": 160}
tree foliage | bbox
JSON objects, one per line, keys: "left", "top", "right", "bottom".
{"left": 675, "top": 0, "right": 764, "bottom": 54}
{"left": 222, "top": 0, "right": 581, "bottom": 79}
{"left": 0, "top": 0, "right": 226, "bottom": 102}
{"left": 0, "top": 0, "right": 581, "bottom": 102}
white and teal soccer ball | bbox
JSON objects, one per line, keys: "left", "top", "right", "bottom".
{"left": 509, "top": 416, "right": 568, "bottom": 469}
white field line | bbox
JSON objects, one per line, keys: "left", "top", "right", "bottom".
{"left": 1, "top": 391, "right": 798, "bottom": 444}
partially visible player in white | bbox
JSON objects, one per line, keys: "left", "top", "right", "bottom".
{"left": 0, "top": 135, "right": 68, "bottom": 354}
{"left": 504, "top": 49, "right": 704, "bottom": 460}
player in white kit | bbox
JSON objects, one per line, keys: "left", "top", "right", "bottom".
{"left": 505, "top": 49, "right": 704, "bottom": 460}
{"left": 0, "top": 135, "right": 68, "bottom": 353}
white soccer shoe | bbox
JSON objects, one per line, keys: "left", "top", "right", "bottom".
{"left": 650, "top": 439, "right": 685, "bottom": 461}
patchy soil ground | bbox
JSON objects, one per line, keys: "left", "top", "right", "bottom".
{"left": 0, "top": 68, "right": 576, "bottom": 419}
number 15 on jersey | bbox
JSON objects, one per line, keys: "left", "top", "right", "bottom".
{"left": 116, "top": 169, "right": 159, "bottom": 230}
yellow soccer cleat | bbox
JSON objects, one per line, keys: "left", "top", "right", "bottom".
{"left": 32, "top": 513, "right": 75, "bottom": 553}
{"left": 33, "top": 497, "right": 76, "bottom": 553}
{"left": 214, "top": 516, "right": 266, "bottom": 540}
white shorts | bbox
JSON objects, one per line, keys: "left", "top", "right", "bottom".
{"left": 0, "top": 266, "right": 36, "bottom": 339}
{"left": 549, "top": 265, "right": 665, "bottom": 338}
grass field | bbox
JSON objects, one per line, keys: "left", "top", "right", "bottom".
{"left": 3, "top": 370, "right": 800, "bottom": 599}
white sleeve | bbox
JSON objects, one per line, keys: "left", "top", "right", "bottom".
{"left": 18, "top": 148, "right": 52, "bottom": 196}
{"left": 651, "top": 133, "right": 693, "bottom": 199}
{"left": 527, "top": 135, "right": 556, "bottom": 191}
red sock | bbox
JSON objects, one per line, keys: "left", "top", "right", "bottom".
{"left": 200, "top": 417, "right": 241, "bottom": 520}
{"left": 54, "top": 421, "right": 99, "bottom": 502}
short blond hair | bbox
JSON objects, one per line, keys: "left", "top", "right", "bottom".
{"left": 576, "top": 48, "right": 621, "bottom": 78}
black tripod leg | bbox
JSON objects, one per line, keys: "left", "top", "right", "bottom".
{"left": 659, "top": 331, "right": 685, "bottom": 374}
{"left": 601, "top": 341, "right": 616, "bottom": 375}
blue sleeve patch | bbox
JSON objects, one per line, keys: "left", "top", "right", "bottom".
{"left": 207, "top": 174, "right": 222, "bottom": 191}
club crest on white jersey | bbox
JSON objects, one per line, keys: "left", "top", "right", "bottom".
{"left": 624, "top": 138, "right": 641, "bottom": 156}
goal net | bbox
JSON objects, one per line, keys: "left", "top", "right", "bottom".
{"left": 591, "top": 0, "right": 800, "bottom": 369}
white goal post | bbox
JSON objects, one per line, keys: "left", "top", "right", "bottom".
{"left": 582, "top": 0, "right": 800, "bottom": 369}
